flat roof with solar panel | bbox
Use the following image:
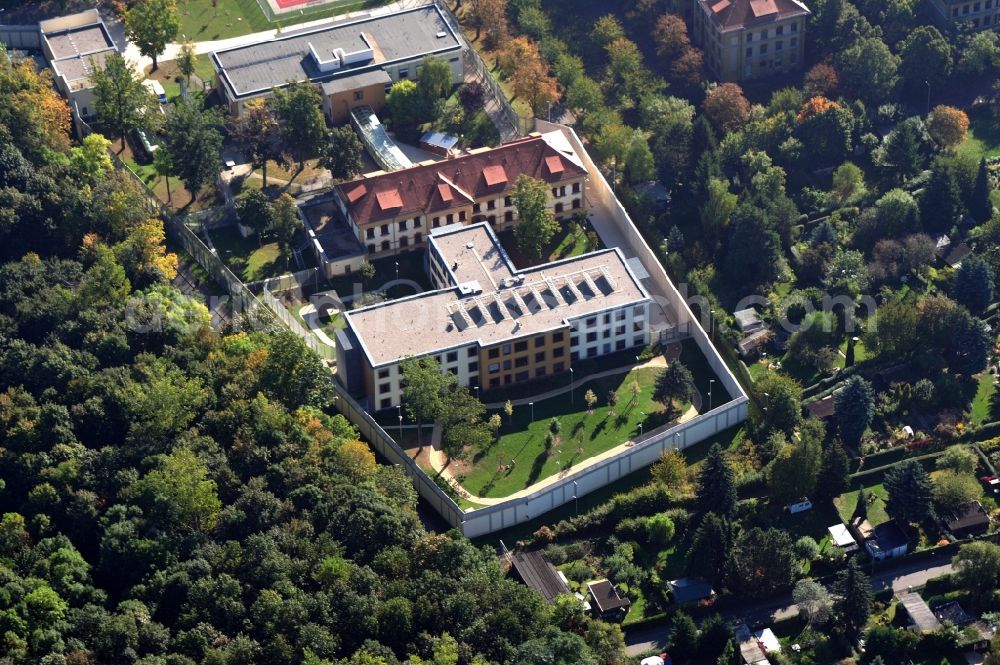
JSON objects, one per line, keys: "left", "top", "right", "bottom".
{"left": 343, "top": 223, "right": 650, "bottom": 366}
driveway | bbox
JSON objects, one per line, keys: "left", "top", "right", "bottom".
{"left": 624, "top": 555, "right": 955, "bottom": 656}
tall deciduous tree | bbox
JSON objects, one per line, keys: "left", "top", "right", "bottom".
{"left": 136, "top": 448, "right": 221, "bottom": 532}
{"left": 467, "top": 0, "right": 508, "bottom": 48}
{"left": 387, "top": 79, "right": 425, "bottom": 143}
{"left": 177, "top": 41, "right": 196, "bottom": 85}
{"left": 884, "top": 459, "right": 936, "bottom": 525}
{"left": 512, "top": 175, "right": 559, "bottom": 260}
{"left": 754, "top": 373, "right": 803, "bottom": 436}
{"left": 927, "top": 105, "right": 970, "bottom": 150}
{"left": 163, "top": 98, "right": 224, "bottom": 202}
{"left": 272, "top": 193, "right": 302, "bottom": 264}
{"left": 227, "top": 98, "right": 286, "bottom": 189}
{"left": 898, "top": 25, "right": 952, "bottom": 100}
{"left": 401, "top": 356, "right": 452, "bottom": 444}
{"left": 272, "top": 81, "right": 327, "bottom": 170}
{"left": 696, "top": 444, "right": 737, "bottom": 518}
{"left": 835, "top": 37, "right": 899, "bottom": 105}
{"left": 320, "top": 125, "right": 364, "bottom": 181}
{"left": 953, "top": 541, "right": 1000, "bottom": 607}
{"left": 236, "top": 189, "right": 273, "bottom": 240}
{"left": 124, "top": 0, "right": 179, "bottom": 71}
{"left": 90, "top": 52, "right": 156, "bottom": 150}
{"left": 702, "top": 83, "right": 750, "bottom": 134}
{"left": 767, "top": 420, "right": 823, "bottom": 504}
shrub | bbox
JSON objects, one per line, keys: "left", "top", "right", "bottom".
{"left": 645, "top": 513, "right": 676, "bottom": 546}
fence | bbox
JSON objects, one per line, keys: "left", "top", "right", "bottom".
{"left": 324, "top": 119, "right": 749, "bottom": 537}
{"left": 250, "top": 267, "right": 323, "bottom": 294}
{"left": 260, "top": 287, "right": 337, "bottom": 359}
{"left": 435, "top": 1, "right": 521, "bottom": 142}
{"left": 334, "top": 382, "right": 467, "bottom": 525}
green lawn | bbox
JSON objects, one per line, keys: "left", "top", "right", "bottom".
{"left": 835, "top": 483, "right": 889, "bottom": 527}
{"left": 462, "top": 367, "right": 680, "bottom": 498}
{"left": 970, "top": 371, "right": 998, "bottom": 426}
{"left": 958, "top": 107, "right": 1000, "bottom": 161}
{"left": 209, "top": 226, "right": 287, "bottom": 282}
{"left": 148, "top": 55, "right": 215, "bottom": 101}
{"left": 175, "top": 0, "right": 397, "bottom": 41}
{"left": 496, "top": 222, "right": 600, "bottom": 270}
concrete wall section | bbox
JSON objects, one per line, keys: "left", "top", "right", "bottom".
{"left": 0, "top": 25, "right": 41, "bottom": 50}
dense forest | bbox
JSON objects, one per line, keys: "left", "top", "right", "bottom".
{"left": 0, "top": 52, "right": 628, "bottom": 665}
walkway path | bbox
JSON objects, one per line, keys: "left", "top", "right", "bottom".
{"left": 428, "top": 348, "right": 699, "bottom": 507}
{"left": 298, "top": 303, "right": 338, "bottom": 348}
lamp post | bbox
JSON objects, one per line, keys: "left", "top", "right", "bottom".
{"left": 708, "top": 379, "right": 715, "bottom": 411}
{"left": 396, "top": 404, "right": 402, "bottom": 438}
{"left": 569, "top": 367, "right": 574, "bottom": 405}
{"left": 529, "top": 401, "right": 534, "bottom": 424}
{"left": 709, "top": 309, "right": 716, "bottom": 341}
{"left": 474, "top": 385, "right": 480, "bottom": 400}
{"left": 395, "top": 260, "right": 399, "bottom": 284}
{"left": 572, "top": 480, "right": 579, "bottom": 516}
{"left": 638, "top": 413, "right": 644, "bottom": 439}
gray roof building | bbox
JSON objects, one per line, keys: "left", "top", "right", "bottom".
{"left": 212, "top": 4, "right": 462, "bottom": 102}
{"left": 509, "top": 551, "right": 571, "bottom": 603}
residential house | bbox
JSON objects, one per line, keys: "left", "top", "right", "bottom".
{"left": 945, "top": 501, "right": 991, "bottom": 539}
{"left": 926, "top": 0, "right": 1000, "bottom": 30}
{"left": 329, "top": 131, "right": 588, "bottom": 261}
{"left": 39, "top": 10, "right": 120, "bottom": 120}
{"left": 863, "top": 520, "right": 909, "bottom": 560}
{"left": 210, "top": 4, "right": 464, "bottom": 120}
{"left": 586, "top": 579, "right": 630, "bottom": 622}
{"left": 667, "top": 577, "right": 715, "bottom": 604}
{"left": 692, "top": 0, "right": 810, "bottom": 82}
{"left": 335, "top": 223, "right": 651, "bottom": 409}
{"left": 508, "top": 551, "right": 571, "bottom": 604}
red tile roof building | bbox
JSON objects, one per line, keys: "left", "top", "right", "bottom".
{"left": 693, "top": 0, "right": 810, "bottom": 82}
{"left": 332, "top": 131, "right": 589, "bottom": 258}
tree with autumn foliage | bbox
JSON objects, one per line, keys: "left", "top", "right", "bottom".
{"left": 652, "top": 14, "right": 690, "bottom": 58}
{"left": 927, "top": 105, "right": 970, "bottom": 150}
{"left": 227, "top": 98, "right": 287, "bottom": 189}
{"left": 702, "top": 83, "right": 750, "bottom": 134}
{"left": 467, "top": 0, "right": 508, "bottom": 48}
{"left": 671, "top": 47, "right": 704, "bottom": 86}
{"left": 0, "top": 56, "right": 71, "bottom": 159}
{"left": 501, "top": 38, "right": 559, "bottom": 115}
{"left": 804, "top": 62, "right": 839, "bottom": 97}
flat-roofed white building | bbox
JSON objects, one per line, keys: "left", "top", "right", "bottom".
{"left": 211, "top": 4, "right": 464, "bottom": 120}
{"left": 39, "top": 10, "right": 120, "bottom": 120}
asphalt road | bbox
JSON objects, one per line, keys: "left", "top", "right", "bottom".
{"left": 624, "top": 554, "right": 955, "bottom": 656}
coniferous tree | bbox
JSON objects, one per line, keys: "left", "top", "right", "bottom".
{"left": 816, "top": 439, "right": 851, "bottom": 501}
{"left": 834, "top": 376, "right": 873, "bottom": 447}
{"left": 885, "top": 459, "right": 936, "bottom": 525}
{"left": 696, "top": 444, "right": 737, "bottom": 518}
{"left": 971, "top": 158, "right": 994, "bottom": 223}
{"left": 921, "top": 159, "right": 965, "bottom": 233}
{"left": 686, "top": 512, "right": 733, "bottom": 586}
{"left": 668, "top": 611, "right": 699, "bottom": 661}
{"left": 834, "top": 558, "right": 873, "bottom": 637}
{"left": 954, "top": 255, "right": 994, "bottom": 313}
